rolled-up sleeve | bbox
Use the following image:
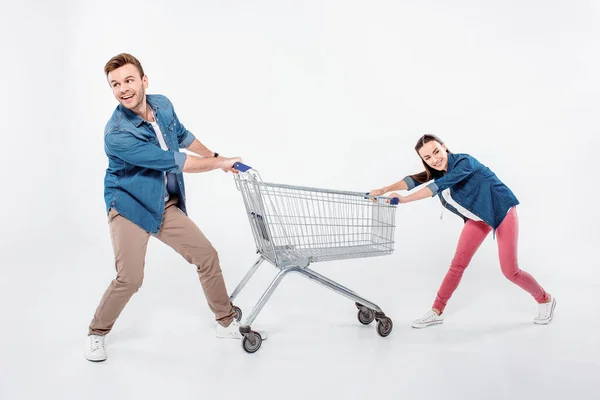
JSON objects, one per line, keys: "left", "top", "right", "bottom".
{"left": 178, "top": 127, "right": 195, "bottom": 148}
{"left": 426, "top": 157, "right": 476, "bottom": 196}
{"left": 402, "top": 176, "right": 419, "bottom": 190}
{"left": 171, "top": 110, "right": 196, "bottom": 149}
{"left": 105, "top": 131, "right": 187, "bottom": 173}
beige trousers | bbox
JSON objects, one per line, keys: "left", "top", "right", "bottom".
{"left": 88, "top": 197, "right": 236, "bottom": 335}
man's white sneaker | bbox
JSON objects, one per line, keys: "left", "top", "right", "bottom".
{"left": 411, "top": 310, "right": 444, "bottom": 328}
{"left": 534, "top": 295, "right": 556, "bottom": 325}
{"left": 85, "top": 334, "right": 107, "bottom": 362}
{"left": 216, "top": 318, "right": 268, "bottom": 340}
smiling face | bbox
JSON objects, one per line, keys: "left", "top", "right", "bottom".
{"left": 107, "top": 63, "right": 148, "bottom": 112}
{"left": 417, "top": 140, "right": 448, "bottom": 171}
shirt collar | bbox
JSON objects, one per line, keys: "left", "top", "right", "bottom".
{"left": 118, "top": 96, "right": 160, "bottom": 128}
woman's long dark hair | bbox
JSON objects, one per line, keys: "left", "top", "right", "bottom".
{"left": 410, "top": 134, "right": 452, "bottom": 184}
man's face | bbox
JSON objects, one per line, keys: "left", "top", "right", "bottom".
{"left": 107, "top": 64, "right": 148, "bottom": 110}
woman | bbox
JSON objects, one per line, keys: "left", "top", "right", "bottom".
{"left": 370, "top": 134, "right": 556, "bottom": 328}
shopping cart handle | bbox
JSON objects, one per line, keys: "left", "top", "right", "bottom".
{"left": 234, "top": 162, "right": 252, "bottom": 172}
{"left": 364, "top": 193, "right": 399, "bottom": 205}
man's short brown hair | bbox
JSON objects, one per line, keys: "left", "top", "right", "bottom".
{"left": 104, "top": 53, "right": 145, "bottom": 78}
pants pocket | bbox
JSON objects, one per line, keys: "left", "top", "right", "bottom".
{"left": 107, "top": 208, "right": 120, "bottom": 222}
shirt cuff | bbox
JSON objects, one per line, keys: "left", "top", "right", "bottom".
{"left": 403, "top": 176, "right": 416, "bottom": 190}
{"left": 173, "top": 151, "right": 187, "bottom": 173}
{"left": 179, "top": 131, "right": 196, "bottom": 148}
{"left": 427, "top": 182, "right": 440, "bottom": 196}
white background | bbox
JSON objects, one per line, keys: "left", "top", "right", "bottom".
{"left": 2, "top": 0, "right": 599, "bottom": 399}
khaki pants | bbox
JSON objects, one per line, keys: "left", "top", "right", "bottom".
{"left": 88, "top": 197, "right": 236, "bottom": 336}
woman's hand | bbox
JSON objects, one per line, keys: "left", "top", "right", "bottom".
{"left": 387, "top": 193, "right": 407, "bottom": 204}
{"left": 369, "top": 188, "right": 386, "bottom": 197}
{"left": 368, "top": 188, "right": 386, "bottom": 202}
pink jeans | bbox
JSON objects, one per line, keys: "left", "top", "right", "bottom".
{"left": 432, "top": 207, "right": 548, "bottom": 313}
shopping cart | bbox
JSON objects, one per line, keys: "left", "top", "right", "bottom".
{"left": 229, "top": 162, "right": 399, "bottom": 353}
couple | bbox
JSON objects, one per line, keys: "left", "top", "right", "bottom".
{"left": 85, "top": 53, "right": 555, "bottom": 362}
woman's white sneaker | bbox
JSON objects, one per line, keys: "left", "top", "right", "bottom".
{"left": 534, "top": 295, "right": 556, "bottom": 325}
{"left": 411, "top": 310, "right": 443, "bottom": 328}
{"left": 84, "top": 334, "right": 107, "bottom": 362}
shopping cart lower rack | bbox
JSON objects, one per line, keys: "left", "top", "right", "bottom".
{"left": 228, "top": 162, "right": 399, "bottom": 353}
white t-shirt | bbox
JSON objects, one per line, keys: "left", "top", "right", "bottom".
{"left": 441, "top": 188, "right": 482, "bottom": 222}
{"left": 150, "top": 116, "right": 169, "bottom": 201}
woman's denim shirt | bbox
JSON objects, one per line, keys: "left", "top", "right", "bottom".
{"left": 103, "top": 94, "right": 194, "bottom": 233}
{"left": 402, "top": 153, "right": 519, "bottom": 232}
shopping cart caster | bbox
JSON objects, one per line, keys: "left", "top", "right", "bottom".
{"left": 376, "top": 316, "right": 393, "bottom": 337}
{"left": 357, "top": 307, "right": 376, "bottom": 325}
{"left": 232, "top": 305, "right": 242, "bottom": 322}
{"left": 241, "top": 331, "right": 263, "bottom": 354}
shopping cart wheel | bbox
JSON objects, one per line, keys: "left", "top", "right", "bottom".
{"left": 232, "top": 305, "right": 242, "bottom": 322}
{"left": 357, "top": 308, "right": 376, "bottom": 325}
{"left": 242, "top": 331, "right": 262, "bottom": 354}
{"left": 376, "top": 317, "right": 393, "bottom": 337}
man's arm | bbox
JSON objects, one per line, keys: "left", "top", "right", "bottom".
{"left": 106, "top": 131, "right": 186, "bottom": 173}
{"left": 185, "top": 138, "right": 215, "bottom": 158}
{"left": 182, "top": 155, "right": 241, "bottom": 173}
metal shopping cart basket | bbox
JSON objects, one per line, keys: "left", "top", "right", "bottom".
{"left": 229, "top": 162, "right": 399, "bottom": 353}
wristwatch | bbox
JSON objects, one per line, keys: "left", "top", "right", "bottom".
{"left": 213, "top": 152, "right": 219, "bottom": 158}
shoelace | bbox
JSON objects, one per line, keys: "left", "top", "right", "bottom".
{"left": 89, "top": 336, "right": 105, "bottom": 352}
{"left": 419, "top": 312, "right": 437, "bottom": 322}
{"left": 538, "top": 301, "right": 553, "bottom": 318}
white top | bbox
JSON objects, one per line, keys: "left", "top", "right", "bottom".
{"left": 441, "top": 188, "right": 482, "bottom": 221}
{"left": 150, "top": 115, "right": 169, "bottom": 201}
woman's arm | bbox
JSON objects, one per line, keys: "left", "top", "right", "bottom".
{"left": 389, "top": 186, "right": 434, "bottom": 204}
{"left": 370, "top": 177, "right": 413, "bottom": 197}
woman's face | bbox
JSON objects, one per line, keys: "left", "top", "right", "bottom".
{"left": 418, "top": 140, "right": 448, "bottom": 171}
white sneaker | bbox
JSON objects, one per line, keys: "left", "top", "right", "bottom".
{"left": 216, "top": 319, "right": 268, "bottom": 340}
{"left": 534, "top": 295, "right": 556, "bottom": 325}
{"left": 411, "top": 310, "right": 444, "bottom": 328}
{"left": 85, "top": 334, "right": 107, "bottom": 362}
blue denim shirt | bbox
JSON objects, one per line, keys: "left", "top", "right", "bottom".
{"left": 402, "top": 153, "right": 519, "bottom": 232}
{"left": 103, "top": 94, "right": 195, "bottom": 233}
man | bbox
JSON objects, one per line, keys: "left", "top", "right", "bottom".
{"left": 85, "top": 53, "right": 266, "bottom": 362}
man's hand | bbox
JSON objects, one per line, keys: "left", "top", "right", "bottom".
{"left": 217, "top": 157, "right": 243, "bottom": 173}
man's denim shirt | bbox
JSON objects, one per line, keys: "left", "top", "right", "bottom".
{"left": 402, "top": 153, "right": 519, "bottom": 232}
{"left": 103, "top": 94, "right": 194, "bottom": 233}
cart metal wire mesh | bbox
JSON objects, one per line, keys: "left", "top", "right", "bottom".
{"left": 235, "top": 173, "right": 398, "bottom": 267}
{"left": 229, "top": 163, "right": 398, "bottom": 353}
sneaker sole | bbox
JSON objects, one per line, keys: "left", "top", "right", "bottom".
{"left": 534, "top": 297, "right": 556, "bottom": 325}
{"left": 411, "top": 320, "right": 443, "bottom": 329}
{"left": 85, "top": 356, "right": 107, "bottom": 362}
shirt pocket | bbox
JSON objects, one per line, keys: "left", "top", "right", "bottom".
{"left": 167, "top": 118, "right": 178, "bottom": 132}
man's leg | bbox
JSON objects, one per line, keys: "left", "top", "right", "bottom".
{"left": 88, "top": 208, "right": 151, "bottom": 336}
{"left": 155, "top": 199, "right": 237, "bottom": 327}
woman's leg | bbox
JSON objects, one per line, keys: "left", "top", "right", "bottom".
{"left": 496, "top": 207, "right": 549, "bottom": 303}
{"left": 432, "top": 219, "right": 492, "bottom": 314}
